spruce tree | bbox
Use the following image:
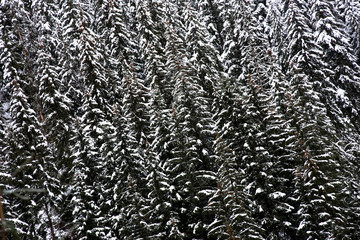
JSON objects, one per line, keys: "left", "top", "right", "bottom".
{"left": 207, "top": 132, "right": 265, "bottom": 240}
{"left": 31, "top": 1, "right": 77, "bottom": 237}
{"left": 183, "top": 1, "right": 221, "bottom": 101}
{"left": 104, "top": 104, "right": 148, "bottom": 239}
{"left": 1, "top": 2, "right": 60, "bottom": 238}
{"left": 141, "top": 142, "right": 173, "bottom": 239}
{"left": 136, "top": 0, "right": 170, "bottom": 107}
{"left": 337, "top": 0, "right": 360, "bottom": 63}
{"left": 285, "top": 62, "right": 347, "bottom": 239}
{"left": 4, "top": 79, "right": 60, "bottom": 239}
{"left": 58, "top": 0, "right": 84, "bottom": 113}
{"left": 69, "top": 2, "right": 116, "bottom": 238}
{"left": 280, "top": 2, "right": 359, "bottom": 237}
{"left": 198, "top": 0, "right": 224, "bottom": 55}
{"left": 163, "top": 21, "right": 216, "bottom": 238}
{"left": 213, "top": 1, "right": 299, "bottom": 238}
{"left": 310, "top": 0, "right": 360, "bottom": 134}
{"left": 109, "top": 61, "right": 150, "bottom": 240}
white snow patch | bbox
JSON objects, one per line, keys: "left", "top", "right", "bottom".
{"left": 255, "top": 188, "right": 263, "bottom": 195}
{"left": 269, "top": 191, "right": 286, "bottom": 199}
{"left": 336, "top": 88, "right": 345, "bottom": 99}
{"left": 298, "top": 220, "right": 306, "bottom": 230}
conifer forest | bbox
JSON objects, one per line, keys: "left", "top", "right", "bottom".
{"left": 1, "top": 0, "right": 360, "bottom": 239}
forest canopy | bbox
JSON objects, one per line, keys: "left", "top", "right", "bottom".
{"left": 1, "top": 0, "right": 360, "bottom": 239}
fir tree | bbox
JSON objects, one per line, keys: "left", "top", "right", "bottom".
{"left": 198, "top": 0, "right": 224, "bottom": 54}
{"left": 4, "top": 79, "right": 60, "bottom": 239}
{"left": 136, "top": 0, "right": 170, "bottom": 107}
{"left": 104, "top": 105, "right": 148, "bottom": 239}
{"left": 310, "top": 0, "right": 360, "bottom": 133}
{"left": 162, "top": 21, "right": 216, "bottom": 238}
{"left": 69, "top": 3, "right": 116, "bottom": 238}
{"left": 141, "top": 143, "right": 172, "bottom": 239}
{"left": 337, "top": 0, "right": 360, "bottom": 63}
{"left": 285, "top": 61, "right": 348, "bottom": 240}
{"left": 1, "top": 2, "right": 60, "bottom": 238}
{"left": 58, "top": 0, "right": 84, "bottom": 113}
{"left": 30, "top": 1, "right": 77, "bottom": 237}
{"left": 207, "top": 133, "right": 265, "bottom": 240}
{"left": 183, "top": 1, "right": 221, "bottom": 101}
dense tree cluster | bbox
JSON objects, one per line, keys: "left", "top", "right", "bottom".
{"left": 1, "top": 0, "right": 360, "bottom": 239}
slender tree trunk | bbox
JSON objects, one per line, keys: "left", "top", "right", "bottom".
{"left": 45, "top": 201, "right": 56, "bottom": 240}
{"left": 0, "top": 189, "right": 6, "bottom": 240}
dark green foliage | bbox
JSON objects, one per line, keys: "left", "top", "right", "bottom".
{"left": 1, "top": 0, "right": 360, "bottom": 239}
